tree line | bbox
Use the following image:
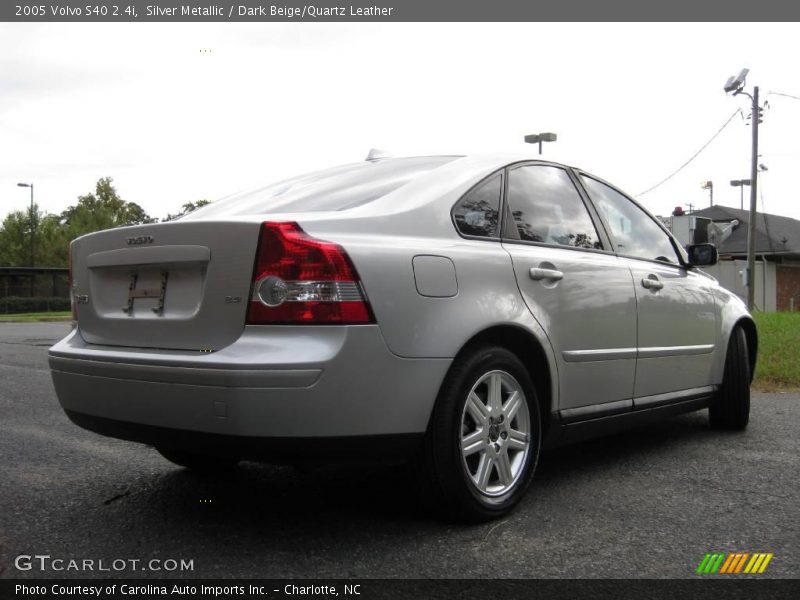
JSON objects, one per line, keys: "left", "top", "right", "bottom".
{"left": 0, "top": 177, "right": 209, "bottom": 268}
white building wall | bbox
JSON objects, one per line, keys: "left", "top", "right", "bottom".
{"left": 701, "top": 259, "right": 777, "bottom": 312}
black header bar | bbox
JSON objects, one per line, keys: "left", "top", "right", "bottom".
{"left": 4, "top": 0, "right": 800, "bottom": 22}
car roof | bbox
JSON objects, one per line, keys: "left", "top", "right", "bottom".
{"left": 376, "top": 152, "right": 576, "bottom": 171}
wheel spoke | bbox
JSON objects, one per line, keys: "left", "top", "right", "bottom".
{"left": 466, "top": 392, "right": 490, "bottom": 426}
{"left": 496, "top": 450, "right": 513, "bottom": 486}
{"left": 502, "top": 390, "right": 522, "bottom": 422}
{"left": 474, "top": 453, "right": 493, "bottom": 491}
{"left": 461, "top": 429, "right": 485, "bottom": 456}
{"left": 507, "top": 428, "right": 528, "bottom": 452}
{"left": 488, "top": 373, "right": 503, "bottom": 413}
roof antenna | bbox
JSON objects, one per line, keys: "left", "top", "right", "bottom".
{"left": 365, "top": 148, "right": 391, "bottom": 161}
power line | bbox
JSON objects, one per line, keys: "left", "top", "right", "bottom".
{"left": 636, "top": 109, "right": 742, "bottom": 197}
{"left": 767, "top": 91, "right": 800, "bottom": 102}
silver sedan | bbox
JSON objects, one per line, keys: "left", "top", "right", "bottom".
{"left": 50, "top": 154, "right": 756, "bottom": 520}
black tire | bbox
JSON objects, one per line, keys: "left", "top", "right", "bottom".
{"left": 413, "top": 345, "right": 541, "bottom": 522}
{"left": 156, "top": 447, "right": 239, "bottom": 472}
{"left": 709, "top": 326, "right": 750, "bottom": 430}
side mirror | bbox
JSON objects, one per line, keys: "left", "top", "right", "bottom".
{"left": 687, "top": 243, "right": 718, "bottom": 267}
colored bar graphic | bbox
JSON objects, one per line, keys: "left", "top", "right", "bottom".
{"left": 698, "top": 552, "right": 725, "bottom": 573}
{"left": 744, "top": 554, "right": 759, "bottom": 573}
{"left": 696, "top": 554, "right": 712, "bottom": 574}
{"left": 700, "top": 552, "right": 774, "bottom": 575}
{"left": 758, "top": 553, "right": 773, "bottom": 573}
{"left": 745, "top": 554, "right": 762, "bottom": 573}
{"left": 713, "top": 553, "right": 726, "bottom": 573}
{"left": 719, "top": 553, "right": 736, "bottom": 574}
{"left": 734, "top": 552, "right": 749, "bottom": 573}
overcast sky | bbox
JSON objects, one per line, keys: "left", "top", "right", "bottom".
{"left": 2, "top": 22, "right": 800, "bottom": 223}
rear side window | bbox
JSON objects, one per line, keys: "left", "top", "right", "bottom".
{"left": 505, "top": 165, "right": 602, "bottom": 250}
{"left": 452, "top": 173, "right": 502, "bottom": 238}
{"left": 182, "top": 156, "right": 458, "bottom": 218}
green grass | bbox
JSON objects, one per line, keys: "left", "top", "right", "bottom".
{"left": 752, "top": 312, "right": 800, "bottom": 391}
{"left": 0, "top": 311, "right": 71, "bottom": 323}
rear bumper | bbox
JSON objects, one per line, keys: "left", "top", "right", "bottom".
{"left": 49, "top": 325, "right": 451, "bottom": 458}
{"left": 64, "top": 411, "right": 424, "bottom": 463}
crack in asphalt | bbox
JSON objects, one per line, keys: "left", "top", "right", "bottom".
{"left": 481, "top": 518, "right": 510, "bottom": 544}
{"left": 103, "top": 488, "right": 132, "bottom": 505}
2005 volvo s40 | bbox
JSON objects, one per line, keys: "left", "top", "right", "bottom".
{"left": 50, "top": 154, "right": 757, "bottom": 520}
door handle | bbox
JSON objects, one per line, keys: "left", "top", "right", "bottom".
{"left": 641, "top": 275, "right": 664, "bottom": 291}
{"left": 529, "top": 267, "right": 564, "bottom": 281}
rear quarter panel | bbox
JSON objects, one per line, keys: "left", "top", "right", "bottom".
{"left": 329, "top": 233, "right": 542, "bottom": 359}
{"left": 298, "top": 156, "right": 555, "bottom": 359}
{"left": 299, "top": 156, "right": 561, "bottom": 409}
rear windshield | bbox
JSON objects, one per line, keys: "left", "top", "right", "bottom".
{"left": 183, "top": 156, "right": 458, "bottom": 218}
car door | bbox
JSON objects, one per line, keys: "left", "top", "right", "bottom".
{"left": 501, "top": 164, "right": 638, "bottom": 412}
{"left": 578, "top": 175, "right": 717, "bottom": 400}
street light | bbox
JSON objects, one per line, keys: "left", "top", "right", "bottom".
{"left": 724, "top": 67, "right": 763, "bottom": 311}
{"left": 524, "top": 132, "right": 557, "bottom": 155}
{"left": 729, "top": 179, "right": 751, "bottom": 210}
{"left": 701, "top": 180, "right": 713, "bottom": 206}
{"left": 16, "top": 182, "right": 35, "bottom": 269}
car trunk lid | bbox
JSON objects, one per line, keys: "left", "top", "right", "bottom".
{"left": 71, "top": 220, "right": 261, "bottom": 351}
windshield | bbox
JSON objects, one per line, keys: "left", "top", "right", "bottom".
{"left": 182, "top": 156, "right": 459, "bottom": 218}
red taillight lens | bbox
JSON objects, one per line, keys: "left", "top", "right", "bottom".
{"left": 247, "top": 222, "right": 374, "bottom": 325}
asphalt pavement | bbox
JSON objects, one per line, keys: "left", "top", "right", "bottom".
{"left": 1, "top": 322, "right": 797, "bottom": 579}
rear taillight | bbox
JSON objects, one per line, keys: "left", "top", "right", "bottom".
{"left": 68, "top": 242, "right": 76, "bottom": 321}
{"left": 246, "top": 222, "right": 374, "bottom": 325}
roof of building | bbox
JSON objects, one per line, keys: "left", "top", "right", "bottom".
{"left": 691, "top": 205, "right": 800, "bottom": 256}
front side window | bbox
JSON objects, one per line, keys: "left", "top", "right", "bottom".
{"left": 580, "top": 176, "right": 680, "bottom": 264}
{"left": 453, "top": 173, "right": 502, "bottom": 238}
{"left": 504, "top": 165, "right": 602, "bottom": 250}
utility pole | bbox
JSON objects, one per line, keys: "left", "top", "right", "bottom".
{"left": 29, "top": 183, "right": 34, "bottom": 269}
{"left": 746, "top": 86, "right": 760, "bottom": 312}
{"left": 16, "top": 182, "right": 35, "bottom": 297}
{"left": 17, "top": 182, "right": 35, "bottom": 267}
{"left": 723, "top": 68, "right": 762, "bottom": 311}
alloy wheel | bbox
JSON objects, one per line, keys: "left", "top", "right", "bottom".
{"left": 459, "top": 370, "right": 531, "bottom": 497}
